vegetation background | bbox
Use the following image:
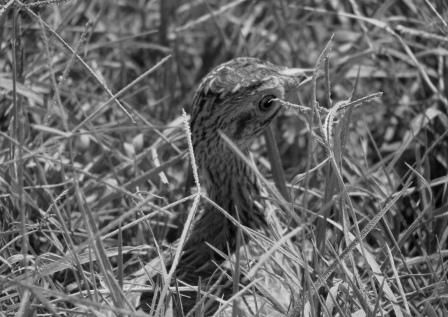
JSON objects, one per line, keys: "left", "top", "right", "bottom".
{"left": 0, "top": 0, "right": 447, "bottom": 316}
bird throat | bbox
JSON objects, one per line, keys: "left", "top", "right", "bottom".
{"left": 202, "top": 144, "right": 265, "bottom": 227}
{"left": 179, "top": 145, "right": 266, "bottom": 279}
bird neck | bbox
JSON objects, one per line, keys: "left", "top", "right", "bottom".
{"left": 186, "top": 144, "right": 267, "bottom": 253}
{"left": 178, "top": 135, "right": 268, "bottom": 281}
{"left": 205, "top": 148, "right": 262, "bottom": 222}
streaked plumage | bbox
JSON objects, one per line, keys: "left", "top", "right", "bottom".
{"left": 139, "top": 57, "right": 301, "bottom": 315}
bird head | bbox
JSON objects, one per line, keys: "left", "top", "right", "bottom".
{"left": 190, "top": 57, "right": 301, "bottom": 153}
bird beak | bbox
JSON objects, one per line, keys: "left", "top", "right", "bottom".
{"left": 278, "top": 67, "right": 312, "bottom": 89}
{"left": 278, "top": 67, "right": 311, "bottom": 104}
{"left": 278, "top": 67, "right": 312, "bottom": 77}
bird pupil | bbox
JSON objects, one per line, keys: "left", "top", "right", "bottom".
{"left": 259, "top": 95, "right": 276, "bottom": 111}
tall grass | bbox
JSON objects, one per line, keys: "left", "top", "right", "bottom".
{"left": 1, "top": 1, "right": 447, "bottom": 316}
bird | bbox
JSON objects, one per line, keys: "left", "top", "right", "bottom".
{"left": 134, "top": 57, "right": 302, "bottom": 316}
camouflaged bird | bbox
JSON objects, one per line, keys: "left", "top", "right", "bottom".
{"left": 137, "top": 57, "right": 301, "bottom": 315}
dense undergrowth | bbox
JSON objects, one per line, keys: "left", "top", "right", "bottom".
{"left": 0, "top": 0, "right": 447, "bottom": 316}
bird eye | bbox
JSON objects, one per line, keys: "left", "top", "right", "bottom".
{"left": 258, "top": 95, "right": 277, "bottom": 112}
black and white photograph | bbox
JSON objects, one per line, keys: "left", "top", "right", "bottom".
{"left": 1, "top": 1, "right": 447, "bottom": 316}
